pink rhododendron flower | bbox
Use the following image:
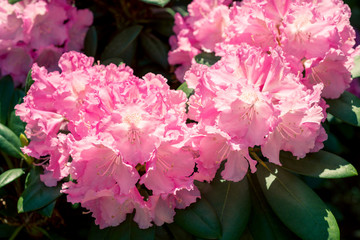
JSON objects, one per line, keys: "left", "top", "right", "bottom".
{"left": 0, "top": 0, "right": 93, "bottom": 86}
{"left": 186, "top": 43, "right": 326, "bottom": 182}
{"left": 16, "top": 51, "right": 200, "bottom": 229}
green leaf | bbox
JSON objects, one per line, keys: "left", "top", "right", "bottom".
{"left": 326, "top": 91, "right": 360, "bottom": 127}
{"left": 280, "top": 150, "right": 358, "bottom": 178}
{"left": 247, "top": 174, "right": 298, "bottom": 240}
{"left": 25, "top": 70, "right": 34, "bottom": 94}
{"left": 88, "top": 214, "right": 155, "bottom": 240}
{"left": 0, "top": 76, "right": 14, "bottom": 125}
{"left": 0, "top": 123, "right": 23, "bottom": 158}
{"left": 174, "top": 197, "right": 222, "bottom": 239}
{"left": 101, "top": 25, "right": 143, "bottom": 61}
{"left": 0, "top": 168, "right": 24, "bottom": 188}
{"left": 256, "top": 163, "right": 340, "bottom": 240}
{"left": 167, "top": 223, "right": 195, "bottom": 240}
{"left": 140, "top": 0, "right": 170, "bottom": 7}
{"left": 8, "top": 0, "right": 22, "bottom": 4}
{"left": 101, "top": 57, "right": 124, "bottom": 66}
{"left": 7, "top": 89, "right": 26, "bottom": 137}
{"left": 17, "top": 167, "right": 62, "bottom": 213}
{"left": 198, "top": 177, "right": 251, "bottom": 240}
{"left": 351, "top": 55, "right": 360, "bottom": 78}
{"left": 0, "top": 224, "right": 17, "bottom": 238}
{"left": 194, "top": 52, "right": 221, "bottom": 67}
{"left": 177, "top": 82, "right": 194, "bottom": 98}
{"left": 38, "top": 200, "right": 56, "bottom": 217}
{"left": 84, "top": 26, "right": 98, "bottom": 57}
{"left": 140, "top": 32, "right": 169, "bottom": 69}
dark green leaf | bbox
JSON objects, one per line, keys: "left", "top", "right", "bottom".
{"left": 198, "top": 177, "right": 251, "bottom": 240}
{"left": 25, "top": 70, "right": 34, "bottom": 94}
{"left": 0, "top": 76, "right": 14, "bottom": 125}
{"left": 0, "top": 123, "right": 23, "bottom": 158}
{"left": 7, "top": 110, "right": 26, "bottom": 138}
{"left": 256, "top": 163, "right": 340, "bottom": 240}
{"left": 84, "top": 26, "right": 98, "bottom": 57}
{"left": 174, "top": 197, "right": 222, "bottom": 239}
{"left": 247, "top": 174, "right": 298, "bottom": 240}
{"left": 8, "top": 0, "right": 22, "bottom": 4}
{"left": 140, "top": 0, "right": 170, "bottom": 7}
{"left": 194, "top": 53, "right": 221, "bottom": 67}
{"left": 167, "top": 223, "right": 194, "bottom": 240}
{"left": 351, "top": 55, "right": 360, "bottom": 78}
{"left": 140, "top": 33, "right": 169, "bottom": 69}
{"left": 88, "top": 214, "right": 155, "bottom": 240}
{"left": 17, "top": 167, "right": 62, "bottom": 213}
{"left": 0, "top": 168, "right": 24, "bottom": 188}
{"left": 326, "top": 91, "right": 360, "bottom": 127}
{"left": 101, "top": 25, "right": 143, "bottom": 61}
{"left": 177, "top": 82, "right": 194, "bottom": 98}
{"left": 38, "top": 200, "right": 56, "bottom": 217}
{"left": 280, "top": 150, "right": 358, "bottom": 178}
{"left": 101, "top": 57, "right": 124, "bottom": 66}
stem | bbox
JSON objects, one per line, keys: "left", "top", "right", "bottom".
{"left": 1, "top": 151, "right": 14, "bottom": 169}
{"left": 249, "top": 151, "right": 272, "bottom": 172}
{"left": 9, "top": 225, "right": 23, "bottom": 240}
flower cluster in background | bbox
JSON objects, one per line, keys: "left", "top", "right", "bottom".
{"left": 0, "top": 0, "right": 93, "bottom": 86}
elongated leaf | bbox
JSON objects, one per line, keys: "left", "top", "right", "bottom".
{"left": 84, "top": 26, "right": 98, "bottom": 57}
{"left": 247, "top": 174, "right": 298, "bottom": 240}
{"left": 140, "top": 32, "right": 169, "bottom": 69}
{"left": 280, "top": 150, "right": 358, "bottom": 178}
{"left": 140, "top": 0, "right": 170, "bottom": 7}
{"left": 195, "top": 52, "right": 221, "bottom": 67}
{"left": 351, "top": 55, "right": 360, "bottom": 78}
{"left": 38, "top": 201, "right": 56, "bottom": 217}
{"left": 198, "top": 177, "right": 251, "bottom": 240}
{"left": 89, "top": 214, "right": 155, "bottom": 240}
{"left": 101, "top": 25, "right": 143, "bottom": 61}
{"left": 167, "top": 223, "right": 195, "bottom": 240}
{"left": 174, "top": 197, "right": 222, "bottom": 239}
{"left": 8, "top": 0, "right": 22, "bottom": 4}
{"left": 326, "top": 91, "right": 360, "bottom": 127}
{"left": 25, "top": 70, "right": 34, "bottom": 94}
{"left": 0, "top": 169, "right": 24, "bottom": 188}
{"left": 177, "top": 82, "right": 194, "bottom": 98}
{"left": 256, "top": 163, "right": 340, "bottom": 240}
{"left": 18, "top": 167, "right": 62, "bottom": 213}
{"left": 0, "top": 123, "right": 22, "bottom": 158}
{"left": 0, "top": 76, "right": 14, "bottom": 125}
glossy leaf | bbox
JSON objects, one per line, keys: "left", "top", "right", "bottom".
{"left": 88, "top": 214, "right": 155, "bottom": 240}
{"left": 8, "top": 0, "right": 22, "bottom": 4}
{"left": 256, "top": 163, "right": 340, "bottom": 240}
{"left": 0, "top": 169, "right": 24, "bottom": 189}
{"left": 247, "top": 174, "right": 298, "bottom": 240}
{"left": 351, "top": 55, "right": 360, "bottom": 78}
{"left": 198, "top": 177, "right": 251, "bottom": 240}
{"left": 0, "top": 76, "right": 14, "bottom": 125}
{"left": 38, "top": 201, "right": 56, "bottom": 217}
{"left": 140, "top": 32, "right": 169, "bottom": 69}
{"left": 167, "top": 223, "right": 195, "bottom": 240}
{"left": 84, "top": 26, "right": 98, "bottom": 57}
{"left": 140, "top": 0, "right": 170, "bottom": 7}
{"left": 280, "top": 150, "right": 358, "bottom": 178}
{"left": 326, "top": 91, "right": 360, "bottom": 127}
{"left": 0, "top": 123, "right": 23, "bottom": 158}
{"left": 195, "top": 52, "right": 221, "bottom": 67}
{"left": 25, "top": 70, "right": 34, "bottom": 94}
{"left": 177, "top": 82, "right": 194, "bottom": 98}
{"left": 17, "top": 167, "right": 62, "bottom": 213}
{"left": 101, "top": 25, "right": 143, "bottom": 61}
{"left": 174, "top": 197, "right": 222, "bottom": 239}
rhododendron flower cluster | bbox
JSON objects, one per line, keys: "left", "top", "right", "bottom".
{"left": 16, "top": 51, "right": 200, "bottom": 229}
{"left": 169, "top": 0, "right": 359, "bottom": 99}
{"left": 0, "top": 0, "right": 93, "bottom": 86}
{"left": 168, "top": 0, "right": 360, "bottom": 182}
